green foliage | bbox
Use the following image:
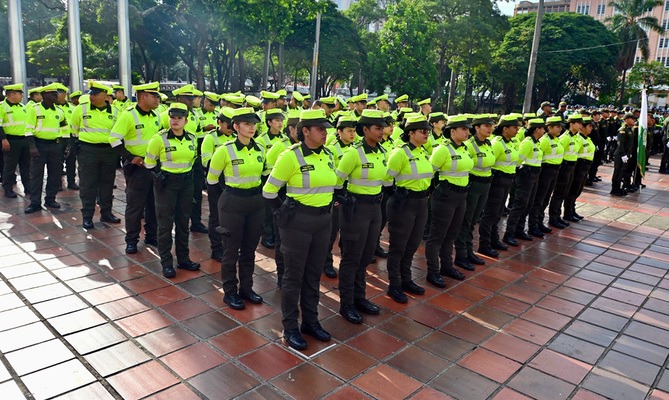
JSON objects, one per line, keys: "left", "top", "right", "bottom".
{"left": 628, "top": 61, "right": 669, "bottom": 93}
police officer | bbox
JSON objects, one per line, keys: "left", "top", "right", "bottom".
{"left": 112, "top": 85, "right": 132, "bottom": 111}
{"left": 70, "top": 81, "right": 119, "bottom": 229}
{"left": 335, "top": 110, "right": 389, "bottom": 324}
{"left": 202, "top": 108, "right": 235, "bottom": 262}
{"left": 586, "top": 109, "right": 604, "bottom": 185}
{"left": 264, "top": 109, "right": 301, "bottom": 288}
{"left": 385, "top": 115, "right": 434, "bottom": 303}
{"left": 26, "top": 87, "right": 42, "bottom": 108}
{"left": 256, "top": 91, "right": 280, "bottom": 136}
{"left": 503, "top": 119, "right": 545, "bottom": 246}
{"left": 548, "top": 114, "right": 583, "bottom": 228}
{"left": 24, "top": 83, "right": 70, "bottom": 214}
{"left": 564, "top": 116, "right": 595, "bottom": 221}
{"left": 477, "top": 115, "right": 521, "bottom": 257}
{"left": 54, "top": 83, "right": 78, "bottom": 190}
{"left": 257, "top": 108, "right": 286, "bottom": 250}
{"left": 145, "top": 103, "right": 200, "bottom": 278}
{"left": 207, "top": 108, "right": 265, "bottom": 310}
{"left": 424, "top": 115, "right": 475, "bottom": 287}
{"left": 0, "top": 83, "right": 30, "bottom": 198}
{"left": 611, "top": 113, "right": 637, "bottom": 196}
{"left": 528, "top": 116, "right": 564, "bottom": 238}
{"left": 199, "top": 92, "right": 220, "bottom": 132}
{"left": 323, "top": 115, "right": 357, "bottom": 278}
{"left": 70, "top": 91, "right": 82, "bottom": 106}
{"left": 263, "top": 109, "right": 336, "bottom": 351}
{"left": 109, "top": 82, "right": 162, "bottom": 254}
{"left": 454, "top": 114, "right": 496, "bottom": 270}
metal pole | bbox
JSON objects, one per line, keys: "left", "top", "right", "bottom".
{"left": 522, "top": 0, "right": 544, "bottom": 113}
{"left": 8, "top": 0, "right": 27, "bottom": 103}
{"left": 118, "top": 0, "right": 132, "bottom": 92}
{"left": 67, "top": 0, "right": 84, "bottom": 93}
{"left": 310, "top": 12, "right": 321, "bottom": 101}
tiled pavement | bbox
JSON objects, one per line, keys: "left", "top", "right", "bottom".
{"left": 1, "top": 160, "right": 669, "bottom": 400}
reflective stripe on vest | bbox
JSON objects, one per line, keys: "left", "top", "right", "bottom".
{"left": 79, "top": 104, "right": 114, "bottom": 134}
{"left": 160, "top": 135, "right": 192, "bottom": 169}
{"left": 1, "top": 102, "right": 24, "bottom": 128}
{"left": 470, "top": 140, "right": 491, "bottom": 174}
{"left": 223, "top": 142, "right": 263, "bottom": 184}
{"left": 542, "top": 136, "right": 561, "bottom": 160}
{"left": 438, "top": 143, "right": 468, "bottom": 178}
{"left": 286, "top": 146, "right": 335, "bottom": 195}
{"left": 564, "top": 135, "right": 578, "bottom": 158}
{"left": 122, "top": 109, "right": 151, "bottom": 146}
{"left": 395, "top": 146, "right": 433, "bottom": 181}
{"left": 34, "top": 105, "right": 61, "bottom": 134}
{"left": 496, "top": 139, "right": 515, "bottom": 166}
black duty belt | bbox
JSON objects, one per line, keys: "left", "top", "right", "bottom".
{"left": 5, "top": 135, "right": 25, "bottom": 140}
{"left": 351, "top": 193, "right": 383, "bottom": 203}
{"left": 34, "top": 137, "right": 61, "bottom": 144}
{"left": 80, "top": 142, "right": 111, "bottom": 148}
{"left": 446, "top": 181, "right": 470, "bottom": 193}
{"left": 562, "top": 160, "right": 577, "bottom": 165}
{"left": 492, "top": 170, "right": 515, "bottom": 178}
{"left": 469, "top": 174, "right": 492, "bottom": 183}
{"left": 404, "top": 188, "right": 429, "bottom": 198}
{"left": 519, "top": 165, "right": 541, "bottom": 172}
{"left": 225, "top": 186, "right": 262, "bottom": 197}
{"left": 541, "top": 163, "right": 561, "bottom": 170}
{"left": 292, "top": 199, "right": 332, "bottom": 215}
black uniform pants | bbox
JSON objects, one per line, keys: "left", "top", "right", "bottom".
{"left": 549, "top": 161, "right": 576, "bottom": 221}
{"left": 261, "top": 176, "right": 275, "bottom": 243}
{"left": 190, "top": 158, "right": 204, "bottom": 227}
{"left": 338, "top": 200, "right": 382, "bottom": 306}
{"left": 588, "top": 146, "right": 603, "bottom": 181}
{"left": 2, "top": 136, "right": 30, "bottom": 192}
{"left": 506, "top": 167, "right": 540, "bottom": 236}
{"left": 78, "top": 144, "right": 117, "bottom": 218}
{"left": 425, "top": 184, "right": 468, "bottom": 274}
{"left": 207, "top": 183, "right": 224, "bottom": 254}
{"left": 124, "top": 166, "right": 157, "bottom": 245}
{"left": 611, "top": 155, "right": 626, "bottom": 191}
{"left": 155, "top": 172, "right": 193, "bottom": 267}
{"left": 528, "top": 164, "right": 560, "bottom": 230}
{"left": 219, "top": 190, "right": 264, "bottom": 295}
{"left": 455, "top": 179, "right": 490, "bottom": 260}
{"left": 479, "top": 172, "right": 514, "bottom": 250}
{"left": 324, "top": 204, "right": 340, "bottom": 270}
{"left": 64, "top": 143, "right": 76, "bottom": 185}
{"left": 30, "top": 140, "right": 64, "bottom": 206}
{"left": 279, "top": 208, "right": 331, "bottom": 331}
{"left": 565, "top": 159, "right": 592, "bottom": 216}
{"left": 386, "top": 195, "right": 428, "bottom": 287}
{"left": 660, "top": 142, "right": 669, "bottom": 171}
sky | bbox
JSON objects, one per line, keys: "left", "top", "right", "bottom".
{"left": 497, "top": 0, "right": 519, "bottom": 16}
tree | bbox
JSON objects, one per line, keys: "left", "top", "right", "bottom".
{"left": 606, "top": 0, "right": 665, "bottom": 104}
{"left": 628, "top": 61, "right": 669, "bottom": 95}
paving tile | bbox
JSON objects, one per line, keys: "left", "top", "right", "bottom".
{"left": 22, "top": 359, "right": 96, "bottom": 400}
{"left": 0, "top": 307, "right": 39, "bottom": 331}
{"left": 508, "top": 367, "right": 575, "bottom": 400}
{"left": 611, "top": 335, "right": 669, "bottom": 366}
{"left": 430, "top": 365, "right": 499, "bottom": 399}
{"left": 160, "top": 342, "right": 226, "bottom": 379}
{"left": 570, "top": 388, "right": 610, "bottom": 400}
{"left": 66, "top": 274, "right": 115, "bottom": 293}
{"left": 95, "top": 296, "right": 150, "bottom": 320}
{"left": 351, "top": 364, "right": 421, "bottom": 399}
{"left": 441, "top": 316, "right": 495, "bottom": 344}
{"left": 577, "top": 308, "right": 629, "bottom": 331}
{"left": 649, "top": 389, "right": 669, "bottom": 400}
{"left": 176, "top": 275, "right": 222, "bottom": 296}
{"left": 448, "top": 283, "right": 493, "bottom": 302}
{"left": 0, "top": 362, "right": 10, "bottom": 383}
{"left": 136, "top": 325, "right": 198, "bottom": 357}
{"left": 4, "top": 339, "right": 74, "bottom": 376}
{"left": 582, "top": 367, "right": 651, "bottom": 400}
{"left": 529, "top": 349, "right": 592, "bottom": 384}
{"left": 139, "top": 286, "right": 190, "bottom": 307}
{"left": 377, "top": 314, "right": 433, "bottom": 342}
{"left": 208, "top": 326, "right": 268, "bottom": 357}
{"left": 182, "top": 311, "right": 239, "bottom": 339}
{"left": 428, "top": 293, "right": 475, "bottom": 314}
{"left": 633, "top": 308, "right": 669, "bottom": 331}
{"left": 48, "top": 308, "right": 106, "bottom": 335}
{"left": 143, "top": 384, "right": 201, "bottom": 400}
{"left": 502, "top": 318, "right": 557, "bottom": 346}
{"left": 388, "top": 346, "right": 451, "bottom": 382}
{"left": 482, "top": 332, "right": 540, "bottom": 363}
{"left": 348, "top": 328, "right": 407, "bottom": 360}
{"left": 552, "top": 286, "right": 597, "bottom": 305}
{"left": 521, "top": 306, "right": 571, "bottom": 330}
{"left": 625, "top": 321, "right": 669, "bottom": 348}
{"left": 0, "top": 322, "right": 55, "bottom": 353}
{"left": 246, "top": 312, "right": 285, "bottom": 341}
{"left": 491, "top": 387, "right": 532, "bottom": 400}
{"left": 464, "top": 305, "right": 515, "bottom": 330}
{"left": 189, "top": 364, "right": 260, "bottom": 399}
{"left": 272, "top": 363, "right": 342, "bottom": 399}
{"left": 0, "top": 293, "right": 24, "bottom": 313}
{"left": 116, "top": 309, "right": 173, "bottom": 337}
{"left": 239, "top": 343, "right": 302, "bottom": 380}
{"left": 458, "top": 347, "right": 522, "bottom": 382}
{"left": 106, "top": 264, "right": 151, "bottom": 282}
{"left": 9, "top": 271, "right": 59, "bottom": 291}
{"left": 416, "top": 331, "right": 474, "bottom": 361}
{"left": 313, "top": 345, "right": 376, "bottom": 381}
{"left": 548, "top": 334, "right": 606, "bottom": 364}
{"left": 591, "top": 296, "right": 639, "bottom": 318}
{"left": 658, "top": 372, "right": 669, "bottom": 392}
{"left": 19, "top": 282, "right": 74, "bottom": 304}
{"left": 53, "top": 382, "right": 116, "bottom": 400}
{"left": 65, "top": 324, "right": 127, "bottom": 355}
{"left": 536, "top": 295, "right": 585, "bottom": 317}
{"left": 0, "top": 380, "right": 27, "bottom": 400}
{"left": 85, "top": 341, "right": 151, "bottom": 377}
{"left": 598, "top": 350, "right": 661, "bottom": 386}
{"left": 108, "top": 361, "right": 179, "bottom": 400}
{"left": 563, "top": 320, "right": 617, "bottom": 347}
{"left": 122, "top": 274, "right": 171, "bottom": 295}
{"left": 160, "top": 297, "right": 214, "bottom": 321}
{"left": 221, "top": 302, "right": 276, "bottom": 324}
{"left": 602, "top": 286, "right": 648, "bottom": 306}
{"left": 79, "top": 283, "right": 133, "bottom": 306}
{"left": 33, "top": 295, "right": 88, "bottom": 319}
{"left": 483, "top": 294, "right": 532, "bottom": 316}
{"left": 402, "top": 303, "right": 453, "bottom": 328}
{"left": 323, "top": 386, "right": 370, "bottom": 400}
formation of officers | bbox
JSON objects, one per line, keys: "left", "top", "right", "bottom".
{"left": 0, "top": 82, "right": 653, "bottom": 351}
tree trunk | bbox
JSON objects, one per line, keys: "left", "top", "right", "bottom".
{"left": 262, "top": 41, "right": 271, "bottom": 90}
{"left": 238, "top": 50, "right": 245, "bottom": 92}
{"left": 447, "top": 68, "right": 458, "bottom": 114}
{"left": 619, "top": 69, "right": 628, "bottom": 106}
{"left": 278, "top": 43, "right": 284, "bottom": 89}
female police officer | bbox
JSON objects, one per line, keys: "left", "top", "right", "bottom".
{"left": 335, "top": 110, "right": 389, "bottom": 324}
{"left": 263, "top": 109, "right": 337, "bottom": 351}
{"left": 144, "top": 103, "right": 200, "bottom": 278}
{"left": 425, "top": 115, "right": 475, "bottom": 287}
{"left": 207, "top": 108, "right": 265, "bottom": 310}
{"left": 385, "top": 115, "right": 434, "bottom": 303}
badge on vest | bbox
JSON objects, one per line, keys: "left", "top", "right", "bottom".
{"left": 135, "top": 124, "right": 144, "bottom": 129}
{"left": 232, "top": 159, "right": 245, "bottom": 165}
{"left": 504, "top": 150, "right": 512, "bottom": 154}
{"left": 165, "top": 146, "right": 176, "bottom": 152}
{"left": 83, "top": 115, "right": 92, "bottom": 119}
{"left": 300, "top": 165, "right": 315, "bottom": 172}
{"left": 36, "top": 115, "right": 45, "bottom": 119}
{"left": 257, "top": 156, "right": 263, "bottom": 163}
{"left": 361, "top": 163, "right": 374, "bottom": 169}
{"left": 451, "top": 155, "right": 462, "bottom": 160}
{"left": 189, "top": 145, "right": 195, "bottom": 150}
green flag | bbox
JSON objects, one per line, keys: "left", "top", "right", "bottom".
{"left": 638, "top": 89, "right": 647, "bottom": 178}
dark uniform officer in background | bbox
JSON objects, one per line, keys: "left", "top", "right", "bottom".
{"left": 385, "top": 115, "right": 434, "bottom": 303}
{"left": 548, "top": 114, "right": 583, "bottom": 228}
{"left": 0, "top": 83, "right": 30, "bottom": 198}
{"left": 477, "top": 115, "right": 520, "bottom": 257}
{"left": 335, "top": 110, "right": 389, "bottom": 324}
{"left": 70, "top": 80, "right": 119, "bottom": 229}
{"left": 54, "top": 83, "right": 78, "bottom": 191}
{"left": 611, "top": 113, "right": 637, "bottom": 196}
{"left": 109, "top": 82, "right": 162, "bottom": 254}
{"left": 207, "top": 108, "right": 265, "bottom": 310}
{"left": 257, "top": 108, "right": 286, "bottom": 250}
{"left": 145, "top": 103, "right": 201, "bottom": 278}
{"left": 263, "top": 109, "right": 336, "bottom": 351}
{"left": 587, "top": 110, "right": 604, "bottom": 185}
{"left": 25, "top": 83, "right": 70, "bottom": 214}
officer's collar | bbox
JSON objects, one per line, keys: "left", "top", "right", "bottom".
{"left": 337, "top": 138, "right": 351, "bottom": 148}
{"left": 361, "top": 139, "right": 380, "bottom": 153}
{"left": 289, "top": 135, "right": 298, "bottom": 144}
{"left": 267, "top": 130, "right": 283, "bottom": 138}
{"left": 474, "top": 136, "right": 489, "bottom": 146}
{"left": 217, "top": 128, "right": 233, "bottom": 138}
{"left": 41, "top": 102, "right": 56, "bottom": 111}
{"left": 300, "top": 142, "right": 324, "bottom": 156}
{"left": 167, "top": 130, "right": 189, "bottom": 140}
{"left": 406, "top": 142, "right": 418, "bottom": 150}
{"left": 90, "top": 102, "right": 112, "bottom": 112}
{"left": 234, "top": 137, "right": 260, "bottom": 151}
{"left": 6, "top": 99, "right": 21, "bottom": 107}
{"left": 135, "top": 105, "right": 154, "bottom": 116}
{"left": 432, "top": 130, "right": 442, "bottom": 139}
{"left": 451, "top": 140, "right": 464, "bottom": 149}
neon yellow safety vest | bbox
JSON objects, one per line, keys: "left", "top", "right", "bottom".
{"left": 201, "top": 129, "right": 235, "bottom": 168}
{"left": 490, "top": 136, "right": 519, "bottom": 175}
{"left": 430, "top": 142, "right": 474, "bottom": 187}
{"left": 518, "top": 137, "right": 542, "bottom": 167}
{"left": 206, "top": 138, "right": 265, "bottom": 188}
{"left": 25, "top": 103, "right": 69, "bottom": 140}
{"left": 70, "top": 103, "right": 118, "bottom": 144}
{"left": 386, "top": 143, "right": 434, "bottom": 191}
{"left": 335, "top": 141, "right": 391, "bottom": 195}
{"left": 144, "top": 131, "right": 197, "bottom": 173}
{"left": 539, "top": 134, "right": 564, "bottom": 165}
{"left": 109, "top": 106, "right": 162, "bottom": 157}
{"left": 0, "top": 100, "right": 27, "bottom": 136}
{"left": 468, "top": 137, "right": 496, "bottom": 178}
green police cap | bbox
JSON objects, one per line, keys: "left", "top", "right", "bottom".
{"left": 232, "top": 107, "right": 261, "bottom": 124}
{"left": 276, "top": 89, "right": 287, "bottom": 98}
{"left": 523, "top": 112, "right": 537, "bottom": 120}
{"left": 3, "top": 83, "right": 23, "bottom": 93}
{"left": 417, "top": 98, "right": 431, "bottom": 106}
{"left": 446, "top": 115, "right": 472, "bottom": 130}
{"left": 87, "top": 80, "right": 112, "bottom": 95}
{"left": 384, "top": 112, "right": 395, "bottom": 125}
{"left": 337, "top": 115, "right": 357, "bottom": 129}
{"left": 303, "top": 94, "right": 311, "bottom": 100}
{"left": 471, "top": 114, "right": 495, "bottom": 126}
{"left": 583, "top": 116, "right": 593, "bottom": 126}
{"left": 358, "top": 109, "right": 388, "bottom": 127}
{"left": 623, "top": 112, "right": 637, "bottom": 120}
{"left": 319, "top": 97, "right": 336, "bottom": 107}
{"left": 260, "top": 90, "right": 280, "bottom": 101}
{"left": 112, "top": 85, "right": 125, "bottom": 92}
{"left": 40, "top": 83, "right": 60, "bottom": 93}
{"left": 428, "top": 112, "right": 446, "bottom": 123}
{"left": 173, "top": 84, "right": 198, "bottom": 97}
{"left": 286, "top": 109, "right": 301, "bottom": 126}
{"left": 374, "top": 94, "right": 389, "bottom": 103}
{"left": 245, "top": 95, "right": 262, "bottom": 108}
{"left": 70, "top": 90, "right": 82, "bottom": 98}
{"left": 498, "top": 114, "right": 522, "bottom": 127}
{"left": 394, "top": 94, "right": 409, "bottom": 103}
{"left": 404, "top": 114, "right": 431, "bottom": 132}
{"left": 540, "top": 101, "right": 552, "bottom": 108}
{"left": 295, "top": 109, "right": 333, "bottom": 131}
{"left": 527, "top": 118, "right": 545, "bottom": 128}
{"left": 54, "top": 83, "right": 68, "bottom": 93}
{"left": 168, "top": 102, "right": 189, "bottom": 117}
{"left": 265, "top": 108, "right": 285, "bottom": 120}
{"left": 567, "top": 114, "right": 583, "bottom": 123}
{"left": 545, "top": 116, "right": 563, "bottom": 126}
{"left": 337, "top": 97, "right": 348, "bottom": 109}
{"left": 217, "top": 107, "right": 234, "bottom": 123}
{"left": 133, "top": 82, "right": 160, "bottom": 93}
{"left": 28, "top": 87, "right": 43, "bottom": 95}
{"left": 204, "top": 91, "right": 220, "bottom": 103}
{"left": 292, "top": 91, "right": 304, "bottom": 102}
{"left": 350, "top": 93, "right": 368, "bottom": 103}
{"left": 159, "top": 93, "right": 168, "bottom": 101}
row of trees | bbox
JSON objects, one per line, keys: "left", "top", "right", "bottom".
{"left": 0, "top": 0, "right": 667, "bottom": 112}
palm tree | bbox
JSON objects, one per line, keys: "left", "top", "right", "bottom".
{"left": 606, "top": 0, "right": 665, "bottom": 104}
